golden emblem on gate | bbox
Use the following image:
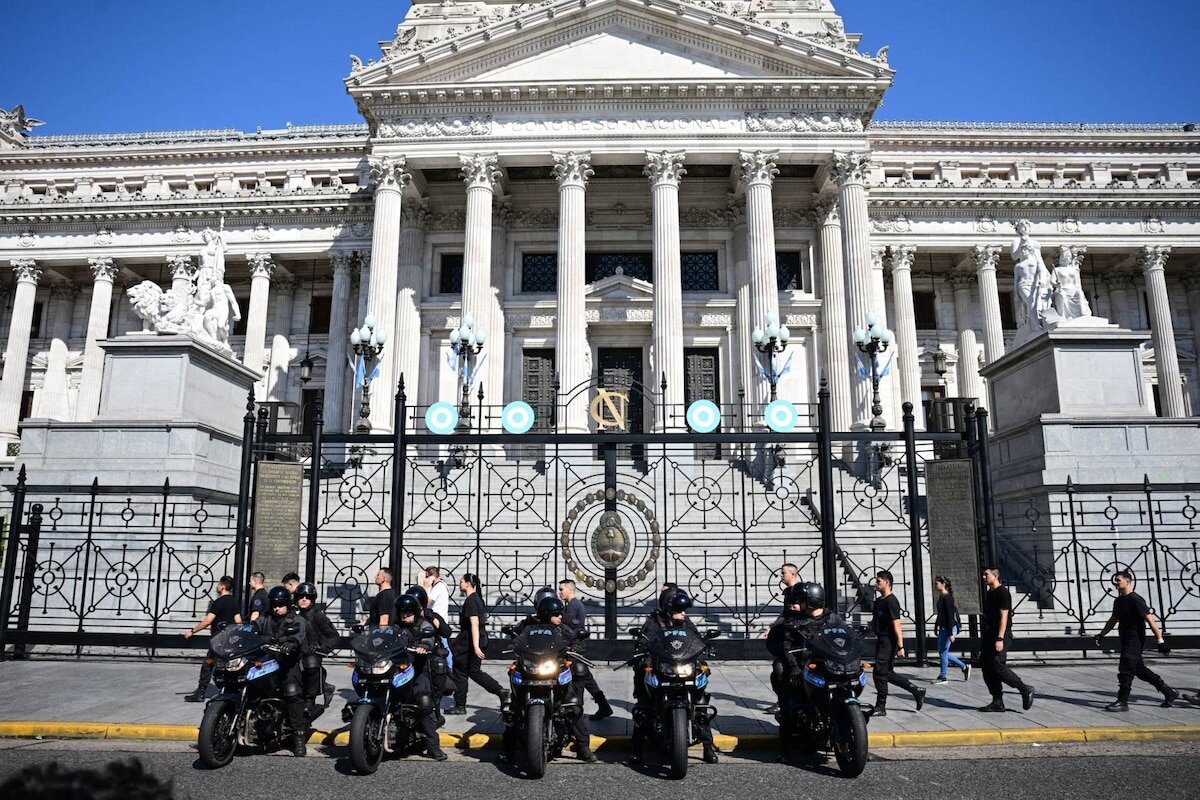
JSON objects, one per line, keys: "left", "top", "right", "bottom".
{"left": 589, "top": 389, "right": 629, "bottom": 430}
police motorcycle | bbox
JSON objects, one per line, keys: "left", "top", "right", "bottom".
{"left": 343, "top": 596, "right": 439, "bottom": 774}
{"left": 500, "top": 600, "right": 593, "bottom": 778}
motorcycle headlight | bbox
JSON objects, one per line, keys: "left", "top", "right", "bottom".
{"left": 660, "top": 662, "right": 693, "bottom": 678}
{"left": 217, "top": 656, "right": 246, "bottom": 672}
{"left": 533, "top": 659, "right": 558, "bottom": 677}
{"left": 361, "top": 658, "right": 392, "bottom": 675}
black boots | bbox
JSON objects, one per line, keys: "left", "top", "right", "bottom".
{"left": 1020, "top": 686, "right": 1035, "bottom": 710}
{"left": 913, "top": 687, "right": 927, "bottom": 711}
{"left": 1161, "top": 686, "right": 1180, "bottom": 708}
{"left": 703, "top": 743, "right": 719, "bottom": 764}
{"left": 292, "top": 733, "right": 307, "bottom": 757}
{"left": 578, "top": 745, "right": 599, "bottom": 763}
{"left": 590, "top": 693, "right": 614, "bottom": 721}
{"left": 184, "top": 689, "right": 206, "bottom": 703}
{"left": 1105, "top": 699, "right": 1129, "bottom": 712}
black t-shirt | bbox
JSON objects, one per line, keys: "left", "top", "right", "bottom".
{"left": 368, "top": 588, "right": 397, "bottom": 626}
{"left": 207, "top": 594, "right": 239, "bottom": 632}
{"left": 1113, "top": 592, "right": 1151, "bottom": 640}
{"left": 248, "top": 588, "right": 269, "bottom": 619}
{"left": 982, "top": 586, "right": 1013, "bottom": 639}
{"left": 872, "top": 594, "right": 902, "bottom": 642}
{"left": 456, "top": 593, "right": 487, "bottom": 646}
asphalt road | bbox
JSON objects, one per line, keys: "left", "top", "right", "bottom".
{"left": 0, "top": 740, "right": 1197, "bottom": 799}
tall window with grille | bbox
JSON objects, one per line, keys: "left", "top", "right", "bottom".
{"left": 776, "top": 251, "right": 806, "bottom": 292}
{"left": 585, "top": 252, "right": 652, "bottom": 283}
{"left": 681, "top": 252, "right": 719, "bottom": 291}
{"left": 521, "top": 253, "right": 558, "bottom": 293}
{"left": 439, "top": 253, "right": 464, "bottom": 294}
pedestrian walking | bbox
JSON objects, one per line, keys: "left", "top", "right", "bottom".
{"left": 978, "top": 567, "right": 1034, "bottom": 712}
{"left": 183, "top": 575, "right": 241, "bottom": 702}
{"left": 362, "top": 567, "right": 396, "bottom": 628}
{"left": 557, "top": 578, "right": 614, "bottom": 721}
{"left": 866, "top": 570, "right": 926, "bottom": 717}
{"left": 446, "top": 573, "right": 509, "bottom": 715}
{"left": 1092, "top": 570, "right": 1180, "bottom": 711}
{"left": 247, "top": 571, "right": 268, "bottom": 621}
{"left": 423, "top": 566, "right": 450, "bottom": 622}
{"left": 933, "top": 576, "right": 970, "bottom": 684}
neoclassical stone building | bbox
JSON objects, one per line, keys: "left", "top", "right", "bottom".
{"left": 2, "top": 0, "right": 1199, "bottom": 455}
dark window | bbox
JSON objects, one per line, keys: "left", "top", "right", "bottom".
{"left": 999, "top": 291, "right": 1017, "bottom": 331}
{"left": 29, "top": 302, "right": 43, "bottom": 338}
{"left": 684, "top": 348, "right": 721, "bottom": 459}
{"left": 521, "top": 254, "right": 558, "bottom": 293}
{"left": 232, "top": 297, "right": 250, "bottom": 335}
{"left": 19, "top": 390, "right": 34, "bottom": 421}
{"left": 521, "top": 349, "right": 556, "bottom": 432}
{"left": 439, "top": 253, "right": 464, "bottom": 294}
{"left": 300, "top": 389, "right": 322, "bottom": 435}
{"left": 913, "top": 291, "right": 937, "bottom": 329}
{"left": 1151, "top": 383, "right": 1164, "bottom": 418}
{"left": 776, "top": 251, "right": 804, "bottom": 291}
{"left": 585, "top": 252, "right": 652, "bottom": 283}
{"left": 681, "top": 252, "right": 719, "bottom": 292}
{"left": 308, "top": 295, "right": 331, "bottom": 334}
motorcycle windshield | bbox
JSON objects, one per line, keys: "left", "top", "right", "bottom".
{"left": 210, "top": 624, "right": 265, "bottom": 659}
{"left": 352, "top": 626, "right": 406, "bottom": 661}
{"left": 647, "top": 627, "right": 706, "bottom": 663}
{"left": 513, "top": 625, "right": 567, "bottom": 660}
{"left": 809, "top": 625, "right": 866, "bottom": 666}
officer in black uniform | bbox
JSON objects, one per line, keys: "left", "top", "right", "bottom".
{"left": 253, "top": 586, "right": 309, "bottom": 756}
{"left": 978, "top": 566, "right": 1034, "bottom": 712}
{"left": 294, "top": 581, "right": 339, "bottom": 718}
{"left": 184, "top": 575, "right": 241, "bottom": 702}
{"left": 394, "top": 593, "right": 448, "bottom": 761}
{"left": 405, "top": 585, "right": 454, "bottom": 722}
{"left": 558, "top": 579, "right": 614, "bottom": 721}
{"left": 867, "top": 570, "right": 926, "bottom": 717}
{"left": 1092, "top": 570, "right": 1180, "bottom": 711}
{"left": 247, "top": 571, "right": 268, "bottom": 621}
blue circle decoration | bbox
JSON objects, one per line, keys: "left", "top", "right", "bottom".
{"left": 425, "top": 401, "right": 459, "bottom": 435}
{"left": 685, "top": 399, "right": 721, "bottom": 433}
{"left": 501, "top": 401, "right": 536, "bottom": 434}
{"left": 764, "top": 400, "right": 798, "bottom": 433}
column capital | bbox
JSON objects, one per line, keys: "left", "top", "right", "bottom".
{"left": 10, "top": 258, "right": 41, "bottom": 284}
{"left": 971, "top": 244, "right": 1002, "bottom": 272}
{"left": 809, "top": 193, "right": 840, "bottom": 227}
{"left": 368, "top": 155, "right": 411, "bottom": 193}
{"left": 48, "top": 281, "right": 79, "bottom": 301}
{"left": 1180, "top": 272, "right": 1200, "bottom": 294}
{"left": 1057, "top": 245, "right": 1087, "bottom": 272}
{"left": 400, "top": 197, "right": 430, "bottom": 230}
{"left": 272, "top": 273, "right": 296, "bottom": 293}
{"left": 551, "top": 150, "right": 594, "bottom": 189}
{"left": 88, "top": 256, "right": 118, "bottom": 282}
{"left": 1138, "top": 244, "right": 1171, "bottom": 274}
{"left": 948, "top": 270, "right": 977, "bottom": 292}
{"left": 831, "top": 150, "right": 872, "bottom": 186}
{"left": 1103, "top": 267, "right": 1137, "bottom": 290}
{"left": 247, "top": 252, "right": 274, "bottom": 279}
{"left": 329, "top": 250, "right": 356, "bottom": 274}
{"left": 724, "top": 193, "right": 746, "bottom": 226}
{"left": 889, "top": 244, "right": 916, "bottom": 272}
{"left": 737, "top": 149, "right": 780, "bottom": 188}
{"left": 167, "top": 254, "right": 194, "bottom": 279}
{"left": 459, "top": 152, "right": 501, "bottom": 190}
{"left": 869, "top": 245, "right": 886, "bottom": 272}
{"left": 644, "top": 150, "right": 686, "bottom": 187}
{"left": 356, "top": 250, "right": 371, "bottom": 274}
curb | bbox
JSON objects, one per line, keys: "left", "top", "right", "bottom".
{"left": 2, "top": 721, "right": 1199, "bottom": 749}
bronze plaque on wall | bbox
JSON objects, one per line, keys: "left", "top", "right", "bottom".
{"left": 252, "top": 462, "right": 304, "bottom": 584}
{"left": 925, "top": 459, "right": 981, "bottom": 615}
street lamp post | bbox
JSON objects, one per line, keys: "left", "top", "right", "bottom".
{"left": 350, "top": 313, "right": 387, "bottom": 434}
{"left": 448, "top": 313, "right": 486, "bottom": 432}
{"left": 852, "top": 312, "right": 894, "bottom": 432}
{"left": 751, "top": 312, "right": 791, "bottom": 401}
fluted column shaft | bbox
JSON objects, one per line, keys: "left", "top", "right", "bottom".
{"left": 365, "top": 156, "right": 408, "bottom": 432}
{"left": 459, "top": 153, "right": 500, "bottom": 337}
{"left": 553, "top": 151, "right": 593, "bottom": 432}
{"left": 0, "top": 259, "right": 42, "bottom": 439}
{"left": 739, "top": 150, "right": 781, "bottom": 408}
{"left": 888, "top": 245, "right": 924, "bottom": 428}
{"left": 395, "top": 201, "right": 428, "bottom": 410}
{"left": 729, "top": 197, "right": 753, "bottom": 427}
{"left": 1140, "top": 246, "right": 1184, "bottom": 416}
{"left": 323, "top": 252, "right": 354, "bottom": 432}
{"left": 833, "top": 151, "right": 875, "bottom": 426}
{"left": 813, "top": 195, "right": 851, "bottom": 431}
{"left": 951, "top": 274, "right": 985, "bottom": 404}
{"left": 487, "top": 200, "right": 509, "bottom": 410}
{"left": 972, "top": 245, "right": 1005, "bottom": 363}
{"left": 243, "top": 253, "right": 274, "bottom": 385}
{"left": 76, "top": 257, "right": 118, "bottom": 421}
{"left": 646, "top": 151, "right": 686, "bottom": 423}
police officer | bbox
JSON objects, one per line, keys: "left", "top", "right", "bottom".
{"left": 254, "top": 586, "right": 309, "bottom": 756}
{"left": 1092, "top": 570, "right": 1180, "bottom": 711}
{"left": 405, "top": 585, "right": 454, "bottom": 721}
{"left": 247, "top": 571, "right": 268, "bottom": 621}
{"left": 557, "top": 579, "right": 614, "bottom": 721}
{"left": 393, "top": 593, "right": 448, "bottom": 761}
{"left": 183, "top": 575, "right": 241, "bottom": 702}
{"left": 294, "top": 581, "right": 339, "bottom": 718}
{"left": 978, "top": 566, "right": 1034, "bottom": 712}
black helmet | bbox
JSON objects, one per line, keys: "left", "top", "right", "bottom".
{"left": 394, "top": 593, "right": 422, "bottom": 619}
{"left": 405, "top": 585, "right": 429, "bottom": 608}
{"left": 664, "top": 590, "right": 693, "bottom": 614}
{"left": 533, "top": 587, "right": 558, "bottom": 606}
{"left": 268, "top": 586, "right": 292, "bottom": 608}
{"left": 294, "top": 582, "right": 318, "bottom": 602}
{"left": 802, "top": 582, "right": 826, "bottom": 611}
{"left": 536, "top": 596, "right": 565, "bottom": 622}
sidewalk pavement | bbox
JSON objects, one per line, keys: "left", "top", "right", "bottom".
{"left": 1, "top": 654, "right": 1197, "bottom": 747}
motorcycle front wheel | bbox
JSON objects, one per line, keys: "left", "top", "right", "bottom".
{"left": 831, "top": 703, "right": 868, "bottom": 777}
{"left": 198, "top": 699, "right": 238, "bottom": 769}
{"left": 349, "top": 704, "right": 385, "bottom": 774}
{"left": 525, "top": 704, "right": 548, "bottom": 779}
{"left": 668, "top": 706, "right": 689, "bottom": 780}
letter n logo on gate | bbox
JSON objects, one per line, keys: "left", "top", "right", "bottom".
{"left": 590, "top": 390, "right": 629, "bottom": 430}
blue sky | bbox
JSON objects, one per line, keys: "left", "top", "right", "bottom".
{"left": 1, "top": 1, "right": 1196, "bottom": 135}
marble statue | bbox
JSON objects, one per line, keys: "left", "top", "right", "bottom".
{"left": 1053, "top": 245, "right": 1092, "bottom": 319}
{"left": 1011, "top": 219, "right": 1058, "bottom": 335}
{"left": 0, "top": 105, "right": 44, "bottom": 138}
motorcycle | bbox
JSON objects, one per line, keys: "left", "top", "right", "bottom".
{"left": 501, "top": 623, "right": 589, "bottom": 778}
{"left": 626, "top": 625, "right": 719, "bottom": 779}
{"left": 197, "top": 623, "right": 328, "bottom": 768}
{"left": 779, "top": 622, "right": 870, "bottom": 777}
{"left": 343, "top": 626, "right": 436, "bottom": 774}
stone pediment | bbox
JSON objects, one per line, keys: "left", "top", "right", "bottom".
{"left": 587, "top": 272, "right": 654, "bottom": 301}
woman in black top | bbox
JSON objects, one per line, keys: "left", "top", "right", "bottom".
{"left": 934, "top": 576, "right": 969, "bottom": 683}
{"left": 446, "top": 573, "right": 508, "bottom": 715}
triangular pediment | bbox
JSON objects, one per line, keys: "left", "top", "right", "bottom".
{"left": 587, "top": 272, "right": 654, "bottom": 300}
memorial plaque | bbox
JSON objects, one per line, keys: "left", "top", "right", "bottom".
{"left": 252, "top": 461, "right": 304, "bottom": 583}
{"left": 925, "top": 459, "right": 982, "bottom": 615}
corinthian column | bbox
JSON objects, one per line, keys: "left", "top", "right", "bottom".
{"left": 888, "top": 245, "right": 924, "bottom": 428}
{"left": 739, "top": 150, "right": 781, "bottom": 407}
{"left": 950, "top": 272, "right": 985, "bottom": 404}
{"left": 243, "top": 252, "right": 274, "bottom": 385}
{"left": 168, "top": 255, "right": 194, "bottom": 297}
{"left": 323, "top": 251, "right": 355, "bottom": 432}
{"left": 832, "top": 150, "right": 875, "bottom": 426}
{"left": 76, "top": 257, "right": 119, "bottom": 421}
{"left": 458, "top": 153, "right": 501, "bottom": 408}
{"left": 728, "top": 195, "right": 753, "bottom": 426}
{"left": 972, "top": 245, "right": 1005, "bottom": 363}
{"left": 552, "top": 151, "right": 593, "bottom": 432}
{"left": 813, "top": 194, "right": 852, "bottom": 431}
{"left": 1183, "top": 272, "right": 1200, "bottom": 414}
{"left": 1140, "top": 245, "right": 1184, "bottom": 416}
{"left": 0, "top": 259, "right": 42, "bottom": 440}
{"left": 645, "top": 150, "right": 686, "bottom": 424}
{"left": 488, "top": 197, "right": 510, "bottom": 411}
{"left": 395, "top": 199, "right": 429, "bottom": 408}
{"left": 365, "top": 155, "right": 409, "bottom": 432}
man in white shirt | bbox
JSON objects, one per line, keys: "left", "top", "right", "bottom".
{"left": 424, "top": 566, "right": 450, "bottom": 622}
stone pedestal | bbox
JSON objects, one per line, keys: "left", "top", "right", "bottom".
{"left": 17, "top": 335, "right": 261, "bottom": 496}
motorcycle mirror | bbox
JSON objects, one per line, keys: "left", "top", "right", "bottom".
{"left": 704, "top": 630, "right": 721, "bottom": 640}
{"left": 577, "top": 629, "right": 591, "bottom": 640}
{"left": 629, "top": 626, "right": 643, "bottom": 638}
{"left": 501, "top": 625, "right": 516, "bottom": 638}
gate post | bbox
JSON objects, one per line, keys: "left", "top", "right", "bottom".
{"left": 975, "top": 408, "right": 998, "bottom": 568}
{"left": 231, "top": 391, "right": 256, "bottom": 613}
{"left": 902, "top": 403, "right": 928, "bottom": 664}
{"left": 816, "top": 380, "right": 839, "bottom": 608}
{"left": 304, "top": 402, "right": 324, "bottom": 583}
{"left": 389, "top": 376, "right": 408, "bottom": 581}
{"left": 603, "top": 442, "right": 619, "bottom": 639}
{"left": 0, "top": 465, "right": 29, "bottom": 660}
{"left": 14, "top": 503, "right": 43, "bottom": 659}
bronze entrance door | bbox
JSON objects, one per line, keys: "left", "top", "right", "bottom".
{"left": 684, "top": 347, "right": 721, "bottom": 459}
{"left": 596, "top": 348, "right": 644, "bottom": 458}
